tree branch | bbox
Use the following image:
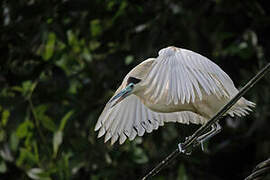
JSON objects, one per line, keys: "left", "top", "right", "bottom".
{"left": 141, "top": 62, "right": 270, "bottom": 180}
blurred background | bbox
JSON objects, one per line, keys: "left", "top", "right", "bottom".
{"left": 0, "top": 0, "right": 270, "bottom": 179}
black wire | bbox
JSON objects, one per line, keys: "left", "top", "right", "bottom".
{"left": 245, "top": 158, "right": 270, "bottom": 180}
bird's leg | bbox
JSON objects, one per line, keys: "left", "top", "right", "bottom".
{"left": 196, "top": 122, "right": 222, "bottom": 151}
{"left": 178, "top": 122, "right": 222, "bottom": 154}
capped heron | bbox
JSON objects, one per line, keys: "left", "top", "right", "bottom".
{"left": 95, "top": 46, "right": 255, "bottom": 152}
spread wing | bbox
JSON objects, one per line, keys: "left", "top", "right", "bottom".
{"left": 94, "top": 84, "right": 207, "bottom": 145}
{"left": 141, "top": 47, "right": 238, "bottom": 105}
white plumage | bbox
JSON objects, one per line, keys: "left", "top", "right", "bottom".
{"left": 95, "top": 46, "right": 255, "bottom": 145}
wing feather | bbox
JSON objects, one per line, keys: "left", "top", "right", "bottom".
{"left": 95, "top": 95, "right": 206, "bottom": 145}
{"left": 153, "top": 60, "right": 168, "bottom": 103}
{"left": 163, "top": 58, "right": 171, "bottom": 105}
{"left": 144, "top": 63, "right": 162, "bottom": 96}
{"left": 174, "top": 59, "right": 182, "bottom": 102}
{"left": 170, "top": 59, "right": 177, "bottom": 104}
{"left": 143, "top": 47, "right": 239, "bottom": 104}
{"left": 178, "top": 52, "right": 196, "bottom": 102}
{"left": 167, "top": 59, "right": 174, "bottom": 104}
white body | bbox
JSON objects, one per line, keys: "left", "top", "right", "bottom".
{"left": 95, "top": 46, "right": 255, "bottom": 145}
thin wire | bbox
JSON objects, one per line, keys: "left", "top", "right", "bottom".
{"left": 245, "top": 158, "right": 270, "bottom": 180}
{"left": 141, "top": 63, "right": 270, "bottom": 180}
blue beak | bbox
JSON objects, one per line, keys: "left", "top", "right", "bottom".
{"left": 109, "top": 86, "right": 132, "bottom": 108}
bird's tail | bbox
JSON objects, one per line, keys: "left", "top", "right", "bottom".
{"left": 228, "top": 97, "right": 256, "bottom": 117}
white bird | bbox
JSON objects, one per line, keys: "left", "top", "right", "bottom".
{"left": 94, "top": 46, "right": 255, "bottom": 151}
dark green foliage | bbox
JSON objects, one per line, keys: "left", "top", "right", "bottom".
{"left": 0, "top": 0, "right": 270, "bottom": 179}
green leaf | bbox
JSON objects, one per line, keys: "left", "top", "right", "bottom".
{"left": 17, "top": 148, "right": 38, "bottom": 167}
{"left": 0, "top": 130, "right": 5, "bottom": 142}
{"left": 68, "top": 79, "right": 82, "bottom": 94}
{"left": 61, "top": 152, "right": 72, "bottom": 178}
{"left": 27, "top": 168, "right": 43, "bottom": 180}
{"left": 39, "top": 115, "right": 57, "bottom": 132}
{"left": 82, "top": 47, "right": 92, "bottom": 62}
{"left": 16, "top": 120, "right": 33, "bottom": 139}
{"left": 89, "top": 40, "right": 101, "bottom": 50}
{"left": 27, "top": 168, "right": 51, "bottom": 180}
{"left": 113, "top": 1, "right": 127, "bottom": 21}
{"left": 10, "top": 132, "right": 19, "bottom": 151}
{"left": 35, "top": 105, "right": 57, "bottom": 132}
{"left": 53, "top": 131, "right": 63, "bottom": 157}
{"left": 22, "top": 81, "right": 32, "bottom": 97}
{"left": 0, "top": 161, "right": 7, "bottom": 173}
{"left": 125, "top": 55, "right": 134, "bottom": 65}
{"left": 47, "top": 18, "right": 53, "bottom": 24}
{"left": 133, "top": 147, "right": 148, "bottom": 164}
{"left": 1, "top": 109, "right": 10, "bottom": 126}
{"left": 22, "top": 81, "right": 32, "bottom": 92}
{"left": 33, "top": 141, "right": 39, "bottom": 164}
{"left": 21, "top": 81, "right": 37, "bottom": 99}
{"left": 67, "top": 30, "right": 82, "bottom": 53}
{"left": 67, "top": 30, "right": 76, "bottom": 45}
{"left": 59, "top": 110, "right": 74, "bottom": 131}
{"left": 43, "top": 32, "right": 56, "bottom": 61}
{"left": 11, "top": 86, "right": 23, "bottom": 92}
{"left": 34, "top": 105, "right": 47, "bottom": 115}
{"left": 90, "top": 19, "right": 102, "bottom": 37}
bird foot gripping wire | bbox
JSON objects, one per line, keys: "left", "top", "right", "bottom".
{"left": 197, "top": 122, "right": 222, "bottom": 151}
{"left": 178, "top": 122, "right": 222, "bottom": 154}
{"left": 178, "top": 137, "right": 193, "bottom": 155}
{"left": 177, "top": 136, "right": 204, "bottom": 155}
{"left": 178, "top": 143, "right": 192, "bottom": 155}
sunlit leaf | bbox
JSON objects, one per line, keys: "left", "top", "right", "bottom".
{"left": 43, "top": 32, "right": 56, "bottom": 61}
{"left": 22, "top": 81, "right": 32, "bottom": 92}
{"left": 113, "top": 1, "right": 127, "bottom": 20}
{"left": 68, "top": 79, "right": 82, "bottom": 94}
{"left": 16, "top": 120, "right": 33, "bottom": 139}
{"left": 1, "top": 109, "right": 10, "bottom": 126}
{"left": 125, "top": 55, "right": 134, "bottom": 65}
{"left": 53, "top": 131, "right": 63, "bottom": 157}
{"left": 59, "top": 110, "right": 74, "bottom": 131}
{"left": 21, "top": 81, "right": 37, "bottom": 99}
{"left": 35, "top": 105, "right": 57, "bottom": 132}
{"left": 17, "top": 148, "right": 38, "bottom": 167}
{"left": 47, "top": 18, "right": 53, "bottom": 24}
{"left": 39, "top": 115, "right": 57, "bottom": 132}
{"left": 0, "top": 161, "right": 7, "bottom": 173}
{"left": 82, "top": 47, "right": 92, "bottom": 62}
{"left": 67, "top": 30, "right": 81, "bottom": 53}
{"left": 27, "top": 168, "right": 51, "bottom": 180}
{"left": 10, "top": 132, "right": 19, "bottom": 151}
{"left": 27, "top": 168, "right": 43, "bottom": 180}
{"left": 89, "top": 40, "right": 101, "bottom": 50}
{"left": 90, "top": 19, "right": 102, "bottom": 37}
{"left": 11, "top": 86, "right": 23, "bottom": 93}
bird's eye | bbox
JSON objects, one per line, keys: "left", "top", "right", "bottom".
{"left": 127, "top": 77, "right": 141, "bottom": 85}
{"left": 130, "top": 83, "right": 134, "bottom": 88}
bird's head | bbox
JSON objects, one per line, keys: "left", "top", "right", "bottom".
{"left": 108, "top": 58, "right": 154, "bottom": 108}
{"left": 109, "top": 76, "right": 142, "bottom": 108}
